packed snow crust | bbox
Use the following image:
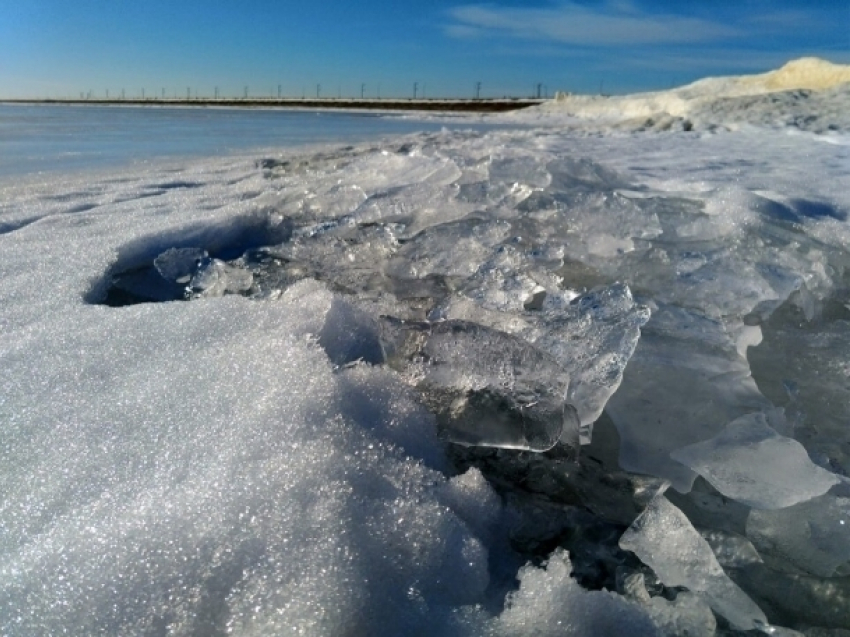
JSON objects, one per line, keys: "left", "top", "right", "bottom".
{"left": 2, "top": 60, "right": 850, "bottom": 635}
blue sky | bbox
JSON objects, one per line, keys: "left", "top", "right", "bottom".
{"left": 1, "top": 0, "right": 848, "bottom": 99}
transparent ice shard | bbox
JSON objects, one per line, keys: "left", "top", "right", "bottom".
{"left": 434, "top": 282, "right": 649, "bottom": 445}
{"left": 748, "top": 295, "right": 850, "bottom": 480}
{"left": 381, "top": 318, "right": 577, "bottom": 452}
{"left": 746, "top": 493, "right": 850, "bottom": 578}
{"left": 606, "top": 304, "right": 771, "bottom": 492}
{"left": 534, "top": 283, "right": 650, "bottom": 442}
{"left": 153, "top": 247, "right": 207, "bottom": 283}
{"left": 188, "top": 257, "right": 253, "bottom": 298}
{"left": 621, "top": 573, "right": 717, "bottom": 637}
{"left": 546, "top": 156, "right": 634, "bottom": 192}
{"left": 386, "top": 218, "right": 512, "bottom": 280}
{"left": 487, "top": 155, "right": 552, "bottom": 189}
{"left": 619, "top": 492, "right": 768, "bottom": 631}
{"left": 671, "top": 412, "right": 840, "bottom": 509}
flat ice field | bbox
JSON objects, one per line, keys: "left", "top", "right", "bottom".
{"left": 2, "top": 59, "right": 849, "bottom": 635}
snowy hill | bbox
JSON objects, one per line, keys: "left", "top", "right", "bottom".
{"left": 517, "top": 57, "right": 850, "bottom": 133}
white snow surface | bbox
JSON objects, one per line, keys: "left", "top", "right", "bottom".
{"left": 2, "top": 61, "right": 850, "bottom": 635}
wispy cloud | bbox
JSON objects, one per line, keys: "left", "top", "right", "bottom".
{"left": 445, "top": 2, "right": 741, "bottom": 46}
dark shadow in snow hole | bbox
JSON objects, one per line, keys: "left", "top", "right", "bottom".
{"left": 87, "top": 211, "right": 293, "bottom": 306}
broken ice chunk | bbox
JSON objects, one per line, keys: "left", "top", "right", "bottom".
{"left": 432, "top": 282, "right": 648, "bottom": 445}
{"left": 535, "top": 283, "right": 650, "bottom": 441}
{"left": 487, "top": 155, "right": 551, "bottom": 189}
{"left": 621, "top": 573, "right": 717, "bottom": 637}
{"left": 381, "top": 318, "right": 576, "bottom": 452}
{"left": 153, "top": 247, "right": 207, "bottom": 283}
{"left": 386, "top": 218, "right": 511, "bottom": 280}
{"left": 746, "top": 493, "right": 850, "bottom": 578}
{"left": 606, "top": 304, "right": 771, "bottom": 492}
{"left": 619, "top": 492, "right": 768, "bottom": 631}
{"left": 670, "top": 412, "right": 840, "bottom": 510}
{"left": 188, "top": 257, "right": 253, "bottom": 298}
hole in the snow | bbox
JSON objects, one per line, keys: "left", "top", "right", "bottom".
{"left": 88, "top": 212, "right": 293, "bottom": 306}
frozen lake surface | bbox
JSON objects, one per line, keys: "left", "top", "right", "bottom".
{"left": 0, "top": 103, "right": 507, "bottom": 179}
{"left": 2, "top": 62, "right": 850, "bottom": 635}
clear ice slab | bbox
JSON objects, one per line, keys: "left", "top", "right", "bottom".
{"left": 619, "top": 491, "right": 768, "bottom": 631}
{"left": 381, "top": 318, "right": 578, "bottom": 452}
{"left": 606, "top": 305, "right": 771, "bottom": 492}
{"left": 671, "top": 412, "right": 840, "bottom": 510}
{"left": 747, "top": 493, "right": 850, "bottom": 578}
{"left": 440, "top": 282, "right": 650, "bottom": 444}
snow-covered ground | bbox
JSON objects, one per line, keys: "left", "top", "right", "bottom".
{"left": 1, "top": 59, "right": 849, "bottom": 635}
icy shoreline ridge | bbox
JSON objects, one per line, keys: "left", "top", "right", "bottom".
{"left": 523, "top": 57, "right": 850, "bottom": 133}
{"left": 2, "top": 58, "right": 850, "bottom": 635}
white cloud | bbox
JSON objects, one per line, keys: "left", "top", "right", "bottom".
{"left": 445, "top": 2, "right": 740, "bottom": 46}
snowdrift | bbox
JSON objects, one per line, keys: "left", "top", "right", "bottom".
{"left": 522, "top": 57, "right": 850, "bottom": 133}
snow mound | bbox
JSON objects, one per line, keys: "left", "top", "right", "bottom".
{"left": 523, "top": 57, "right": 850, "bottom": 133}
{"left": 757, "top": 57, "right": 850, "bottom": 91}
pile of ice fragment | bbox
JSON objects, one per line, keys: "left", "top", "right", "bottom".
{"left": 103, "top": 140, "right": 653, "bottom": 455}
{"left": 3, "top": 113, "right": 850, "bottom": 634}
{"left": 242, "top": 130, "right": 847, "bottom": 632}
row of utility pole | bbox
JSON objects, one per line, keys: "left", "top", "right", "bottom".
{"left": 78, "top": 81, "right": 549, "bottom": 101}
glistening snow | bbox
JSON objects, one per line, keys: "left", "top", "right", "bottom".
{"left": 2, "top": 62, "right": 850, "bottom": 635}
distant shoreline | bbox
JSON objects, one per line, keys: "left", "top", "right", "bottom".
{"left": 1, "top": 98, "right": 544, "bottom": 113}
